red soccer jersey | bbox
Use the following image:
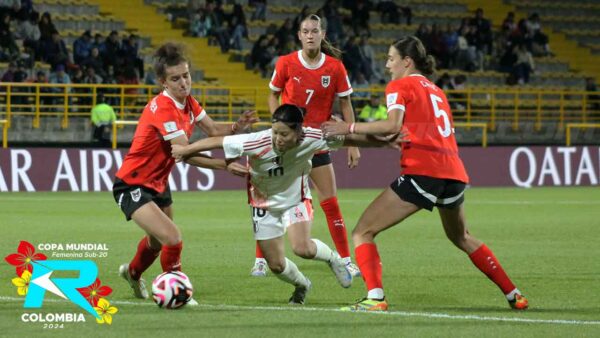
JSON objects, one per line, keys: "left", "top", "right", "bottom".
{"left": 269, "top": 50, "right": 353, "bottom": 128}
{"left": 385, "top": 74, "right": 469, "bottom": 183}
{"left": 116, "top": 90, "right": 207, "bottom": 193}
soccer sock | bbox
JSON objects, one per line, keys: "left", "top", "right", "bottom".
{"left": 255, "top": 242, "right": 265, "bottom": 259}
{"left": 356, "top": 243, "right": 384, "bottom": 299}
{"left": 129, "top": 236, "right": 160, "bottom": 280}
{"left": 311, "top": 238, "right": 334, "bottom": 262}
{"left": 275, "top": 257, "right": 310, "bottom": 288}
{"left": 469, "top": 244, "right": 516, "bottom": 295}
{"left": 320, "top": 197, "right": 351, "bottom": 259}
{"left": 160, "top": 241, "right": 183, "bottom": 272}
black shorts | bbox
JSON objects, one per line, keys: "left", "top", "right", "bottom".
{"left": 112, "top": 178, "right": 173, "bottom": 221}
{"left": 311, "top": 152, "right": 332, "bottom": 168}
{"left": 389, "top": 175, "right": 466, "bottom": 211}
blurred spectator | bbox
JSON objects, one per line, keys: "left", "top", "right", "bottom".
{"left": 121, "top": 34, "right": 144, "bottom": 78}
{"left": 249, "top": 0, "right": 266, "bottom": 21}
{"left": 442, "top": 23, "right": 459, "bottom": 69}
{"left": 321, "top": 0, "right": 344, "bottom": 44}
{"left": 455, "top": 26, "right": 478, "bottom": 72}
{"left": 451, "top": 74, "right": 467, "bottom": 113}
{"left": 38, "top": 12, "right": 56, "bottom": 42}
{"left": 502, "top": 12, "right": 516, "bottom": 34}
{"left": 34, "top": 70, "right": 52, "bottom": 107}
{"left": 0, "top": 12, "right": 20, "bottom": 61}
{"left": 92, "top": 33, "right": 107, "bottom": 58}
{"left": 358, "top": 35, "right": 382, "bottom": 83}
{"left": 527, "top": 13, "right": 550, "bottom": 56}
{"left": 470, "top": 8, "right": 493, "bottom": 55}
{"left": 118, "top": 66, "right": 139, "bottom": 111}
{"left": 250, "top": 34, "right": 273, "bottom": 77}
{"left": 513, "top": 43, "right": 534, "bottom": 84}
{"left": 81, "top": 47, "right": 105, "bottom": 77}
{"left": 90, "top": 93, "right": 116, "bottom": 147}
{"left": 41, "top": 30, "right": 69, "bottom": 70}
{"left": 15, "top": 11, "right": 40, "bottom": 60}
{"left": 377, "top": 1, "right": 411, "bottom": 25}
{"left": 189, "top": 9, "right": 211, "bottom": 37}
{"left": 83, "top": 66, "right": 102, "bottom": 84}
{"left": 358, "top": 95, "right": 387, "bottom": 122}
{"left": 293, "top": 5, "right": 310, "bottom": 32}
{"left": 585, "top": 77, "right": 599, "bottom": 111}
{"left": 73, "top": 30, "right": 93, "bottom": 65}
{"left": 343, "top": 35, "right": 367, "bottom": 81}
{"left": 228, "top": 4, "right": 248, "bottom": 51}
{"left": 351, "top": 72, "right": 370, "bottom": 99}
{"left": 435, "top": 72, "right": 454, "bottom": 91}
{"left": 350, "top": 0, "right": 371, "bottom": 36}
{"left": 104, "top": 31, "right": 122, "bottom": 70}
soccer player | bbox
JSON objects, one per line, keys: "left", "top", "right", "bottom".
{"left": 250, "top": 13, "right": 360, "bottom": 278}
{"left": 113, "top": 42, "right": 257, "bottom": 301}
{"left": 172, "top": 104, "right": 397, "bottom": 304}
{"left": 322, "top": 36, "right": 529, "bottom": 312}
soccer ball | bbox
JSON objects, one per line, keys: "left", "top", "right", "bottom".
{"left": 151, "top": 271, "right": 193, "bottom": 309}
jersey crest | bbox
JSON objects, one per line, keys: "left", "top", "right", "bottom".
{"left": 321, "top": 75, "right": 330, "bottom": 88}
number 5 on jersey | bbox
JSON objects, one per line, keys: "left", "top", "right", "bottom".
{"left": 430, "top": 94, "right": 452, "bottom": 138}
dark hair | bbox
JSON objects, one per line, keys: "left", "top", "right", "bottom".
{"left": 153, "top": 42, "right": 189, "bottom": 80}
{"left": 300, "top": 14, "right": 342, "bottom": 59}
{"left": 272, "top": 104, "right": 304, "bottom": 132}
{"left": 391, "top": 36, "right": 436, "bottom": 76}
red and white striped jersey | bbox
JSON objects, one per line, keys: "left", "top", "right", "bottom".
{"left": 222, "top": 127, "right": 344, "bottom": 211}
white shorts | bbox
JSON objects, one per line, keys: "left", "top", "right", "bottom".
{"left": 251, "top": 200, "right": 313, "bottom": 240}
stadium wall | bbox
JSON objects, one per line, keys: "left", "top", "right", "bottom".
{"left": 0, "top": 146, "right": 598, "bottom": 192}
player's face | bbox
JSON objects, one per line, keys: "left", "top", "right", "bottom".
{"left": 298, "top": 19, "right": 324, "bottom": 52}
{"left": 385, "top": 46, "right": 410, "bottom": 80}
{"left": 162, "top": 62, "right": 192, "bottom": 102}
{"left": 272, "top": 122, "right": 299, "bottom": 152}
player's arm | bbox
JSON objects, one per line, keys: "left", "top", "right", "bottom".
{"left": 196, "top": 110, "right": 258, "bottom": 136}
{"left": 170, "top": 135, "right": 247, "bottom": 176}
{"left": 342, "top": 132, "right": 407, "bottom": 148}
{"left": 268, "top": 90, "right": 281, "bottom": 114}
{"left": 339, "top": 95, "right": 360, "bottom": 168}
{"left": 322, "top": 107, "right": 404, "bottom": 136}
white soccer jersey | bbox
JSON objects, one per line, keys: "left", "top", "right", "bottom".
{"left": 222, "top": 127, "right": 344, "bottom": 211}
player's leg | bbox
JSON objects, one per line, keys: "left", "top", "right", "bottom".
{"left": 310, "top": 156, "right": 359, "bottom": 276}
{"left": 286, "top": 200, "right": 352, "bottom": 288}
{"left": 254, "top": 207, "right": 311, "bottom": 304}
{"left": 438, "top": 194, "right": 528, "bottom": 310}
{"left": 250, "top": 243, "right": 268, "bottom": 277}
{"left": 342, "top": 186, "right": 420, "bottom": 311}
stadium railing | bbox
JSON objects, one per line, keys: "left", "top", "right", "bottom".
{"left": 454, "top": 122, "right": 488, "bottom": 147}
{"left": 0, "top": 119, "right": 7, "bottom": 148}
{"left": 565, "top": 123, "right": 600, "bottom": 146}
{"left": 0, "top": 83, "right": 598, "bottom": 132}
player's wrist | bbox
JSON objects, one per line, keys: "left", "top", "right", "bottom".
{"left": 348, "top": 122, "right": 356, "bottom": 134}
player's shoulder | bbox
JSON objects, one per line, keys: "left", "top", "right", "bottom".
{"left": 277, "top": 52, "right": 296, "bottom": 66}
{"left": 301, "top": 127, "right": 324, "bottom": 141}
{"left": 323, "top": 54, "right": 344, "bottom": 68}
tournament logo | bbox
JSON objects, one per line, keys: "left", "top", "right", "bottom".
{"left": 321, "top": 75, "right": 331, "bottom": 88}
{"left": 4, "top": 241, "right": 118, "bottom": 327}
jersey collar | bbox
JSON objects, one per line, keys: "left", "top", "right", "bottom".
{"left": 297, "top": 50, "right": 326, "bottom": 70}
{"left": 408, "top": 74, "right": 426, "bottom": 78}
{"left": 162, "top": 90, "right": 186, "bottom": 110}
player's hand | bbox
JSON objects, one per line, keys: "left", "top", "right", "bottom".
{"left": 171, "top": 144, "right": 186, "bottom": 162}
{"left": 321, "top": 117, "right": 350, "bottom": 137}
{"left": 233, "top": 110, "right": 259, "bottom": 133}
{"left": 370, "top": 131, "right": 410, "bottom": 149}
{"left": 226, "top": 160, "right": 248, "bottom": 177}
{"left": 347, "top": 146, "right": 360, "bottom": 169}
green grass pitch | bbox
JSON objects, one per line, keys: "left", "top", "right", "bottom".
{"left": 1, "top": 187, "right": 599, "bottom": 337}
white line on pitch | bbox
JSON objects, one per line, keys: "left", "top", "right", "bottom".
{"left": 1, "top": 296, "right": 599, "bottom": 326}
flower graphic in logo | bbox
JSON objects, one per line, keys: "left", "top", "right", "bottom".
{"left": 4, "top": 241, "right": 47, "bottom": 276}
{"left": 77, "top": 278, "right": 113, "bottom": 307}
{"left": 94, "top": 298, "right": 119, "bottom": 325}
{"left": 11, "top": 270, "right": 32, "bottom": 296}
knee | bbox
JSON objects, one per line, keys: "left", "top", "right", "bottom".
{"left": 267, "top": 259, "right": 286, "bottom": 274}
{"left": 290, "top": 241, "right": 313, "bottom": 259}
{"left": 351, "top": 223, "right": 378, "bottom": 243}
{"left": 162, "top": 230, "right": 182, "bottom": 247}
{"left": 446, "top": 232, "right": 468, "bottom": 249}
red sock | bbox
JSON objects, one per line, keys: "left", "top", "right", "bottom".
{"left": 469, "top": 244, "right": 516, "bottom": 294}
{"left": 160, "top": 241, "right": 183, "bottom": 272}
{"left": 320, "top": 197, "right": 350, "bottom": 258}
{"left": 355, "top": 243, "right": 383, "bottom": 291}
{"left": 129, "top": 236, "right": 161, "bottom": 280}
{"left": 255, "top": 242, "right": 264, "bottom": 259}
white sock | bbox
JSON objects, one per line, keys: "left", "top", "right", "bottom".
{"left": 311, "top": 239, "right": 334, "bottom": 262}
{"left": 275, "top": 257, "right": 310, "bottom": 288}
{"left": 367, "top": 288, "right": 385, "bottom": 300}
{"left": 506, "top": 288, "right": 520, "bottom": 301}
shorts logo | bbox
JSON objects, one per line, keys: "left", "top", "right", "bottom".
{"left": 163, "top": 121, "right": 177, "bottom": 133}
{"left": 321, "top": 75, "right": 330, "bottom": 88}
{"left": 130, "top": 188, "right": 141, "bottom": 202}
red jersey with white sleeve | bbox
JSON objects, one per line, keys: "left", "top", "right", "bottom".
{"left": 385, "top": 74, "right": 469, "bottom": 183}
{"left": 116, "top": 90, "right": 207, "bottom": 193}
{"left": 269, "top": 50, "right": 353, "bottom": 128}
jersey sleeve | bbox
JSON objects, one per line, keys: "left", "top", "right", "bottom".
{"left": 269, "top": 56, "right": 288, "bottom": 92}
{"left": 223, "top": 131, "right": 271, "bottom": 159}
{"left": 385, "top": 80, "right": 412, "bottom": 114}
{"left": 190, "top": 97, "right": 207, "bottom": 123}
{"left": 302, "top": 127, "right": 343, "bottom": 152}
{"left": 335, "top": 62, "right": 353, "bottom": 97}
{"left": 150, "top": 100, "right": 187, "bottom": 141}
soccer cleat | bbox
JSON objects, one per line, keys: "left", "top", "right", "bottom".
{"left": 345, "top": 262, "right": 362, "bottom": 277}
{"left": 289, "top": 278, "right": 312, "bottom": 305}
{"left": 250, "top": 258, "right": 268, "bottom": 277}
{"left": 187, "top": 298, "right": 199, "bottom": 306}
{"left": 508, "top": 294, "right": 529, "bottom": 310}
{"left": 340, "top": 297, "right": 388, "bottom": 312}
{"left": 119, "top": 263, "right": 149, "bottom": 299}
{"left": 328, "top": 252, "right": 352, "bottom": 288}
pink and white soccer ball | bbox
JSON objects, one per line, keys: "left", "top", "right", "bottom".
{"left": 151, "top": 271, "right": 193, "bottom": 309}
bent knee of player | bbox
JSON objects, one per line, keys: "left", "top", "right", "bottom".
{"left": 290, "top": 241, "right": 314, "bottom": 259}
{"left": 161, "top": 229, "right": 182, "bottom": 246}
{"left": 267, "top": 258, "right": 286, "bottom": 274}
{"left": 351, "top": 222, "right": 378, "bottom": 244}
